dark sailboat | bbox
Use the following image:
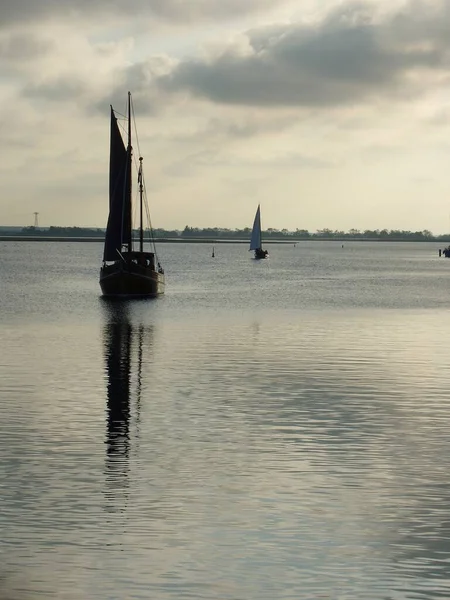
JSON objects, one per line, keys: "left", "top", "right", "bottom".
{"left": 99, "top": 92, "right": 165, "bottom": 297}
{"left": 249, "top": 204, "right": 268, "bottom": 259}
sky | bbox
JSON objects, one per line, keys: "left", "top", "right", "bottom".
{"left": 1, "top": 0, "right": 450, "bottom": 233}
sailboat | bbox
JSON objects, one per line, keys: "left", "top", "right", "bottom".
{"left": 249, "top": 204, "right": 268, "bottom": 259}
{"left": 99, "top": 92, "right": 165, "bottom": 297}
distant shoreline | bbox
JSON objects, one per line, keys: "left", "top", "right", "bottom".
{"left": 0, "top": 236, "right": 291, "bottom": 243}
{"left": 0, "top": 236, "right": 444, "bottom": 243}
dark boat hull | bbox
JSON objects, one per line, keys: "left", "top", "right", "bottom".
{"left": 99, "top": 262, "right": 165, "bottom": 297}
{"left": 254, "top": 248, "right": 269, "bottom": 259}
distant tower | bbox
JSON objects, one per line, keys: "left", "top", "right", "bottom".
{"left": 33, "top": 212, "right": 39, "bottom": 228}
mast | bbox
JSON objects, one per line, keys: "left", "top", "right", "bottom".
{"left": 127, "top": 91, "right": 133, "bottom": 252}
{"left": 139, "top": 157, "right": 144, "bottom": 253}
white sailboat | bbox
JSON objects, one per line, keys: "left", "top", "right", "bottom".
{"left": 249, "top": 204, "right": 268, "bottom": 259}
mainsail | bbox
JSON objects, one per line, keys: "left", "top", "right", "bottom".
{"left": 249, "top": 204, "right": 262, "bottom": 251}
{"left": 103, "top": 107, "right": 132, "bottom": 261}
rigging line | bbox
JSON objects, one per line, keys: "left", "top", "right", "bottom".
{"left": 142, "top": 182, "right": 155, "bottom": 250}
{"left": 142, "top": 179, "right": 159, "bottom": 262}
{"left": 111, "top": 105, "right": 128, "bottom": 128}
{"left": 135, "top": 162, "right": 156, "bottom": 255}
{"left": 117, "top": 120, "right": 128, "bottom": 142}
{"left": 132, "top": 153, "right": 141, "bottom": 174}
{"left": 113, "top": 107, "right": 130, "bottom": 149}
{"left": 137, "top": 159, "right": 151, "bottom": 250}
{"left": 132, "top": 186, "right": 139, "bottom": 236}
{"left": 130, "top": 94, "right": 143, "bottom": 161}
{"left": 135, "top": 144, "right": 155, "bottom": 248}
{"left": 130, "top": 93, "right": 160, "bottom": 264}
{"left": 144, "top": 207, "right": 158, "bottom": 263}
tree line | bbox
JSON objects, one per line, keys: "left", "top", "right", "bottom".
{"left": 19, "top": 225, "right": 450, "bottom": 242}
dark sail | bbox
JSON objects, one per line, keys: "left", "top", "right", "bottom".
{"left": 103, "top": 107, "right": 132, "bottom": 261}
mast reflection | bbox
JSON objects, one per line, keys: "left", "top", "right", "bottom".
{"left": 105, "top": 304, "right": 132, "bottom": 463}
{"left": 102, "top": 300, "right": 148, "bottom": 510}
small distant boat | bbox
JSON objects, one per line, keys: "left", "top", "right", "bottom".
{"left": 249, "top": 204, "right": 268, "bottom": 259}
{"left": 99, "top": 92, "right": 165, "bottom": 297}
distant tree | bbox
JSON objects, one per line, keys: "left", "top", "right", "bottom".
{"left": 316, "top": 228, "right": 334, "bottom": 238}
{"left": 10, "top": 225, "right": 445, "bottom": 241}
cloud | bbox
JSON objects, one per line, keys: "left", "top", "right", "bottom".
{"left": 0, "top": 32, "right": 53, "bottom": 63}
{"left": 15, "top": 1, "right": 450, "bottom": 115}
{"left": 132, "top": 0, "right": 450, "bottom": 108}
{"left": 0, "top": 26, "right": 135, "bottom": 115}
{"left": 204, "top": 113, "right": 298, "bottom": 139}
{"left": 163, "top": 147, "right": 334, "bottom": 178}
{"left": 23, "top": 77, "right": 87, "bottom": 102}
{"left": 0, "top": 0, "right": 278, "bottom": 27}
{"left": 1, "top": 0, "right": 450, "bottom": 233}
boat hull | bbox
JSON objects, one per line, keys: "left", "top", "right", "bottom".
{"left": 99, "top": 262, "right": 165, "bottom": 297}
{"left": 254, "top": 248, "right": 269, "bottom": 259}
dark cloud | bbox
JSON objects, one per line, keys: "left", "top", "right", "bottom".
{"left": 12, "top": 0, "right": 450, "bottom": 121}
{"left": 0, "top": 0, "right": 274, "bottom": 27}
{"left": 145, "top": 1, "right": 450, "bottom": 108}
{"left": 205, "top": 115, "right": 297, "bottom": 138}
{"left": 23, "top": 77, "right": 87, "bottom": 102}
{"left": 163, "top": 148, "right": 334, "bottom": 178}
{"left": 0, "top": 33, "right": 52, "bottom": 62}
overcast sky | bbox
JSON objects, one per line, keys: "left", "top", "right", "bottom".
{"left": 1, "top": 0, "right": 450, "bottom": 232}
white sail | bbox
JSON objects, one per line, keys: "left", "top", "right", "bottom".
{"left": 249, "top": 205, "right": 262, "bottom": 250}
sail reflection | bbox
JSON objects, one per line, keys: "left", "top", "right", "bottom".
{"left": 102, "top": 300, "right": 152, "bottom": 511}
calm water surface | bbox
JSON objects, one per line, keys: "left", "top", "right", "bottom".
{"left": 1, "top": 241, "right": 450, "bottom": 599}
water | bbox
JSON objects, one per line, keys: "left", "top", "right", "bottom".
{"left": 1, "top": 240, "right": 450, "bottom": 599}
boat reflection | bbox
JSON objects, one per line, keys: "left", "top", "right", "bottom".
{"left": 101, "top": 300, "right": 152, "bottom": 511}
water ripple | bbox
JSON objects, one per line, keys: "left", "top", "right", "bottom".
{"left": 1, "top": 242, "right": 450, "bottom": 598}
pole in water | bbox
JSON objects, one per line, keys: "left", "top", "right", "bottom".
{"left": 439, "top": 249, "right": 442, "bottom": 257}
{"left": 212, "top": 246, "right": 215, "bottom": 258}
